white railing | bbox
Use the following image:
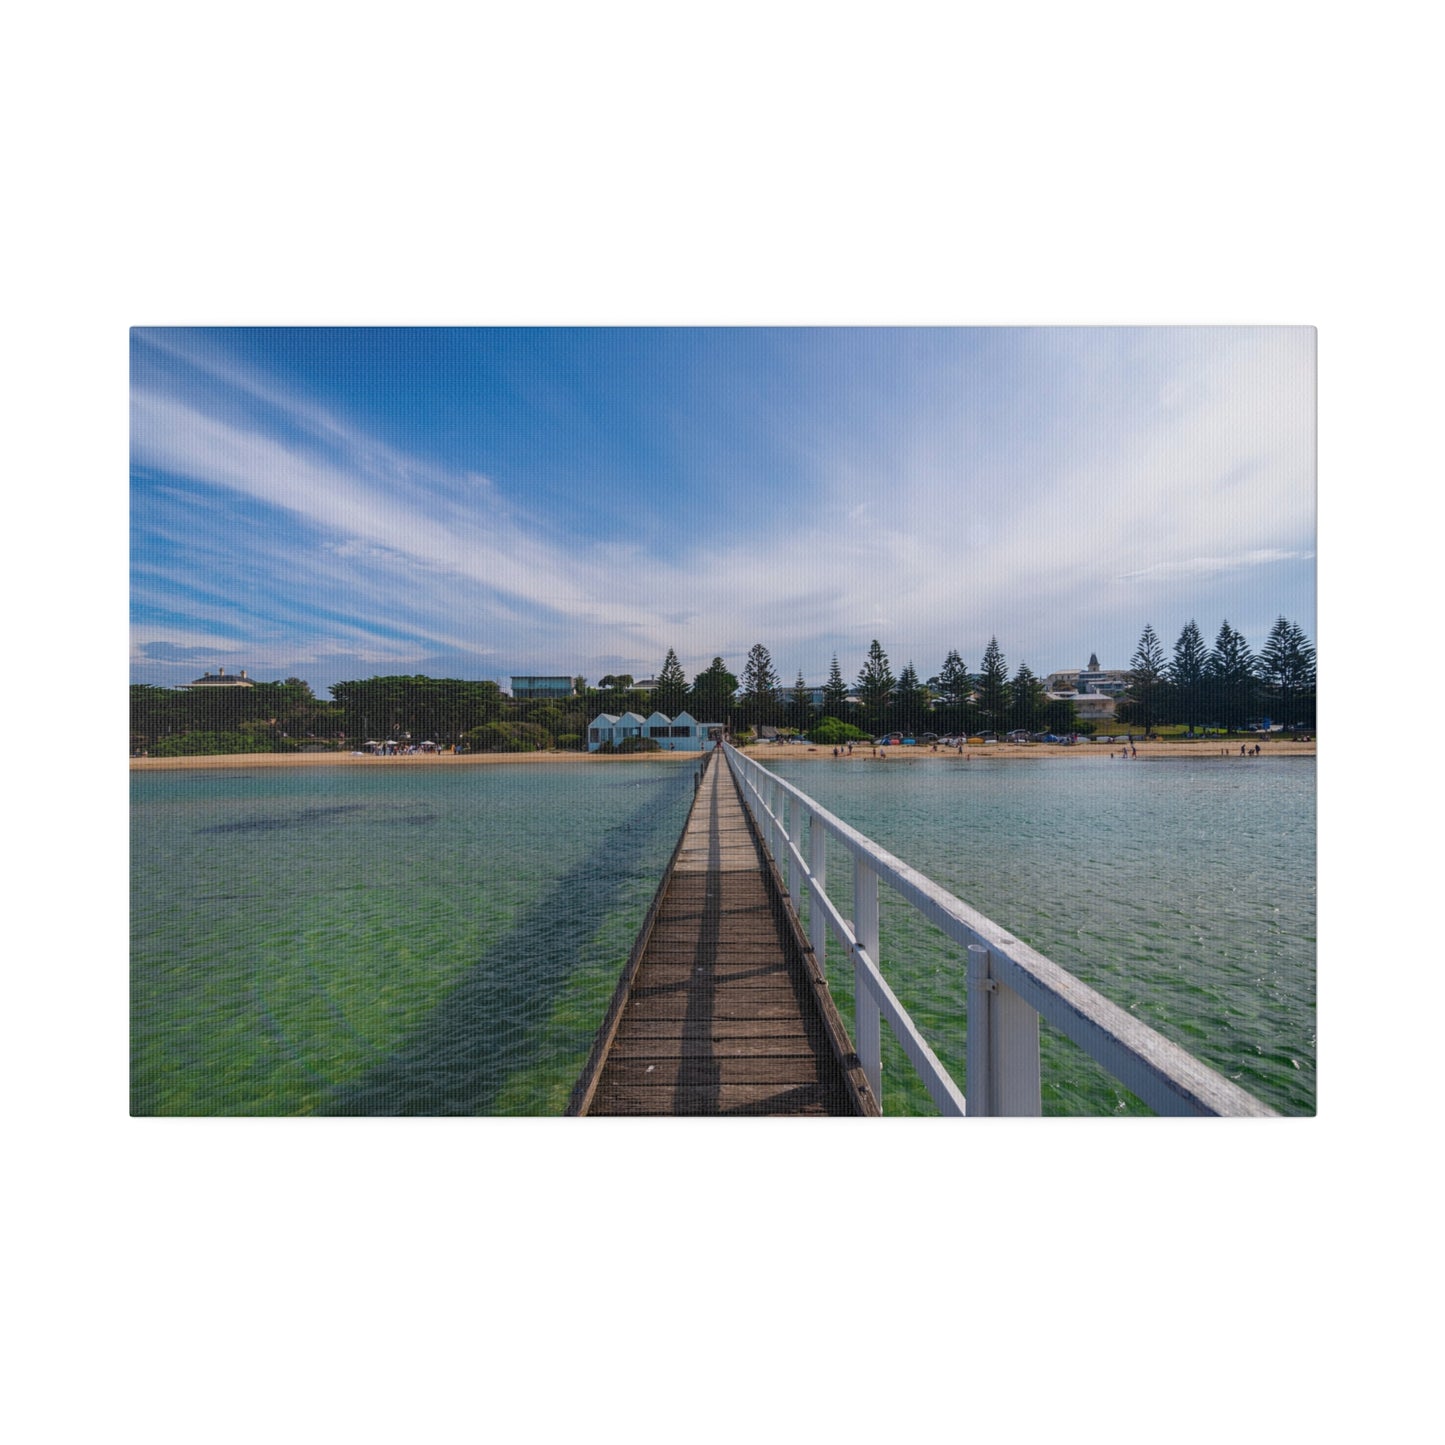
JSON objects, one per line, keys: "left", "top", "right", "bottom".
{"left": 722, "top": 744, "right": 1276, "bottom": 1117}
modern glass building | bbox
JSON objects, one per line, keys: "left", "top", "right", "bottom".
{"left": 510, "top": 676, "right": 575, "bottom": 699}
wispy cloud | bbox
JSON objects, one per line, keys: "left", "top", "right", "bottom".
{"left": 131, "top": 328, "right": 1316, "bottom": 692}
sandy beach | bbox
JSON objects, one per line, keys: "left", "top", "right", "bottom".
{"left": 130, "top": 737, "right": 1316, "bottom": 770}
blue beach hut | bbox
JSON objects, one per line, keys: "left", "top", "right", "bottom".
{"left": 613, "top": 711, "right": 647, "bottom": 744}
{"left": 587, "top": 713, "right": 620, "bottom": 750}
{"left": 671, "top": 711, "right": 723, "bottom": 750}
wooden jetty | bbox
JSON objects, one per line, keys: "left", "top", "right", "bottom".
{"left": 567, "top": 749, "right": 876, "bottom": 1116}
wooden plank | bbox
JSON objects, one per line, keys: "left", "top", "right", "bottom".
{"left": 617, "top": 1019, "right": 818, "bottom": 1039}
{"left": 573, "top": 749, "right": 867, "bottom": 1116}
{"left": 590, "top": 1056, "right": 827, "bottom": 1086}
{"left": 628, "top": 974, "right": 798, "bottom": 996}
{"left": 631, "top": 960, "right": 795, "bottom": 981}
{"left": 638, "top": 942, "right": 795, "bottom": 959}
{"left": 617, "top": 996, "right": 813, "bottom": 1023}
{"left": 606, "top": 1036, "right": 824, "bottom": 1060}
{"left": 587, "top": 1083, "right": 839, "bottom": 1116}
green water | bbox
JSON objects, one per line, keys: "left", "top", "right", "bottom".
{"left": 764, "top": 754, "right": 1316, "bottom": 1115}
{"left": 130, "top": 761, "right": 698, "bottom": 1115}
{"left": 132, "top": 753, "right": 1314, "bottom": 1117}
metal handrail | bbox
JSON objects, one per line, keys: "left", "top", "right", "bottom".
{"left": 722, "top": 743, "right": 1276, "bottom": 1117}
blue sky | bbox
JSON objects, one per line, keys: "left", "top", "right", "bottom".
{"left": 131, "top": 326, "right": 1315, "bottom": 697}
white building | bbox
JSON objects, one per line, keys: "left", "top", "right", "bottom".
{"left": 1045, "top": 691, "right": 1118, "bottom": 721}
{"left": 1046, "top": 652, "right": 1130, "bottom": 698}
{"left": 587, "top": 708, "right": 722, "bottom": 751}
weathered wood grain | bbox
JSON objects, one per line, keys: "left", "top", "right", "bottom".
{"left": 568, "top": 751, "right": 869, "bottom": 1117}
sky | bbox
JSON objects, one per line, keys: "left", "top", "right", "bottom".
{"left": 131, "top": 326, "right": 1315, "bottom": 698}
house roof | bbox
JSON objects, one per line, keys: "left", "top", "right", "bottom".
{"left": 188, "top": 671, "right": 254, "bottom": 686}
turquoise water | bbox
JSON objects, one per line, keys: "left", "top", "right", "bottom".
{"left": 130, "top": 761, "right": 698, "bottom": 1115}
{"left": 764, "top": 754, "right": 1316, "bottom": 1116}
{"left": 131, "top": 754, "right": 1314, "bottom": 1117}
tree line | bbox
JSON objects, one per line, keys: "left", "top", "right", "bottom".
{"left": 1114, "top": 616, "right": 1315, "bottom": 733}
{"left": 130, "top": 617, "right": 1314, "bottom": 755}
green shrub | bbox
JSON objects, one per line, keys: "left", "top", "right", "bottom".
{"left": 149, "top": 731, "right": 272, "bottom": 757}
{"left": 616, "top": 735, "right": 662, "bottom": 753}
{"left": 809, "top": 716, "right": 871, "bottom": 746}
{"left": 556, "top": 733, "right": 583, "bottom": 751}
{"left": 464, "top": 720, "right": 554, "bottom": 752}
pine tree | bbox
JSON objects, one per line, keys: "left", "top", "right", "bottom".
{"left": 1169, "top": 621, "right": 1209, "bottom": 732}
{"left": 937, "top": 648, "right": 971, "bottom": 705}
{"left": 654, "top": 648, "right": 688, "bottom": 716}
{"left": 1010, "top": 662, "right": 1046, "bottom": 733}
{"left": 822, "top": 653, "right": 849, "bottom": 716}
{"left": 1206, "top": 621, "right": 1255, "bottom": 732}
{"left": 1119, "top": 624, "right": 1168, "bottom": 733}
{"left": 791, "top": 670, "right": 813, "bottom": 729}
{"left": 689, "top": 657, "right": 738, "bottom": 721}
{"left": 1259, "top": 617, "right": 1316, "bottom": 729}
{"left": 975, "top": 637, "right": 1010, "bottom": 733}
{"left": 895, "top": 661, "right": 929, "bottom": 733}
{"left": 740, "top": 643, "right": 781, "bottom": 726}
{"left": 856, "top": 640, "right": 895, "bottom": 730}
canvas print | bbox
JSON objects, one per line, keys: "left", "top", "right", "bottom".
{"left": 130, "top": 327, "right": 1316, "bottom": 1116}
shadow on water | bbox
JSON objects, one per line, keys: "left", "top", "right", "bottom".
{"left": 317, "top": 766, "right": 696, "bottom": 1116}
{"left": 198, "top": 803, "right": 440, "bottom": 834}
{"left": 198, "top": 804, "right": 370, "bottom": 833}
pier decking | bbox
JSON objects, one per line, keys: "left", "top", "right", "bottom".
{"left": 568, "top": 751, "right": 874, "bottom": 1116}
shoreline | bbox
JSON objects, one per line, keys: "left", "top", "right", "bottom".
{"left": 129, "top": 739, "right": 1317, "bottom": 770}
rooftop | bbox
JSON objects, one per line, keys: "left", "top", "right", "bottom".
{"left": 187, "top": 668, "right": 254, "bottom": 687}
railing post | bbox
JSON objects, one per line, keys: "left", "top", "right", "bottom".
{"left": 853, "top": 856, "right": 882, "bottom": 1110}
{"left": 967, "top": 943, "right": 1041, "bottom": 1116}
{"left": 808, "top": 808, "right": 827, "bottom": 979}
{"left": 776, "top": 785, "right": 789, "bottom": 894}
{"left": 966, "top": 944, "right": 992, "bottom": 1117}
